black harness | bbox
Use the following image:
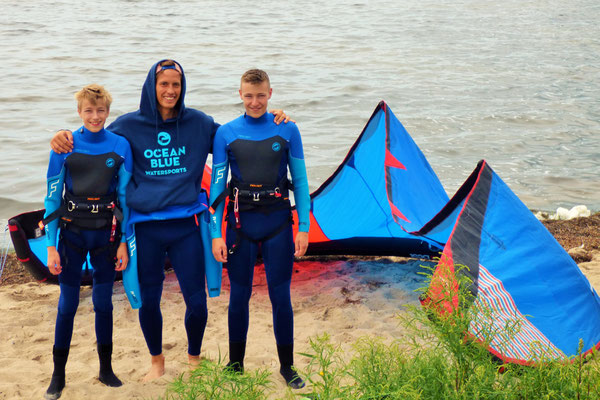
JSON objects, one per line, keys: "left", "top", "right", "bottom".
{"left": 39, "top": 191, "right": 124, "bottom": 265}
{"left": 42, "top": 191, "right": 123, "bottom": 229}
{"left": 210, "top": 176, "right": 294, "bottom": 254}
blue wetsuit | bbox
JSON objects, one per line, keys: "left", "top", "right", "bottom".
{"left": 209, "top": 112, "right": 310, "bottom": 346}
{"left": 105, "top": 60, "right": 219, "bottom": 356}
{"left": 44, "top": 126, "right": 132, "bottom": 350}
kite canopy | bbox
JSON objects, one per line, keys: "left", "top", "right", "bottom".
{"left": 415, "top": 160, "right": 600, "bottom": 363}
{"left": 294, "top": 101, "right": 450, "bottom": 258}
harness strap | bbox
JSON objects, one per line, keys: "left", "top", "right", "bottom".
{"left": 210, "top": 177, "right": 294, "bottom": 213}
{"left": 209, "top": 189, "right": 229, "bottom": 214}
{"left": 39, "top": 191, "right": 123, "bottom": 231}
{"left": 228, "top": 213, "right": 293, "bottom": 255}
{"left": 210, "top": 176, "right": 295, "bottom": 255}
{"left": 59, "top": 227, "right": 121, "bottom": 269}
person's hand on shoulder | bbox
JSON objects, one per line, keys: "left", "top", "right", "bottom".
{"left": 115, "top": 242, "right": 129, "bottom": 271}
{"left": 270, "top": 109, "right": 295, "bottom": 125}
{"left": 51, "top": 130, "right": 74, "bottom": 153}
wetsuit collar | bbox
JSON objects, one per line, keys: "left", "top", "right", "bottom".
{"left": 77, "top": 126, "right": 107, "bottom": 144}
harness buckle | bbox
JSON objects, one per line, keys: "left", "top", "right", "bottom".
{"left": 68, "top": 201, "right": 76, "bottom": 212}
{"left": 274, "top": 187, "right": 282, "bottom": 198}
{"left": 252, "top": 192, "right": 260, "bottom": 202}
{"left": 233, "top": 188, "right": 241, "bottom": 229}
{"left": 91, "top": 204, "right": 99, "bottom": 214}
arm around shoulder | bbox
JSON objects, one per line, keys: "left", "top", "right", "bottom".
{"left": 50, "top": 130, "right": 74, "bottom": 154}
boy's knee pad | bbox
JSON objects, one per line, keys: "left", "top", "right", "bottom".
{"left": 140, "top": 283, "right": 163, "bottom": 308}
{"left": 92, "top": 282, "right": 114, "bottom": 314}
{"left": 268, "top": 280, "right": 292, "bottom": 303}
{"left": 230, "top": 280, "right": 252, "bottom": 300}
{"left": 57, "top": 283, "right": 80, "bottom": 316}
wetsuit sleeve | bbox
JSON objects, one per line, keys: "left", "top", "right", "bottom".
{"left": 288, "top": 127, "right": 310, "bottom": 232}
{"left": 117, "top": 141, "right": 133, "bottom": 242}
{"left": 208, "top": 129, "right": 229, "bottom": 239}
{"left": 209, "top": 121, "right": 221, "bottom": 154}
{"left": 44, "top": 151, "right": 66, "bottom": 247}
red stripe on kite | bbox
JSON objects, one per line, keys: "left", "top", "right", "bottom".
{"left": 385, "top": 150, "right": 406, "bottom": 170}
{"left": 389, "top": 202, "right": 411, "bottom": 223}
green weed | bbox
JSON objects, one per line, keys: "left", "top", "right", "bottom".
{"left": 158, "top": 357, "right": 272, "bottom": 400}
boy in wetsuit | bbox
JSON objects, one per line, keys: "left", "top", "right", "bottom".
{"left": 43, "top": 84, "right": 132, "bottom": 399}
{"left": 209, "top": 69, "right": 310, "bottom": 389}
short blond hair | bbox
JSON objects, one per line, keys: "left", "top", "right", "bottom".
{"left": 241, "top": 69, "right": 270, "bottom": 86}
{"left": 74, "top": 84, "right": 112, "bottom": 110}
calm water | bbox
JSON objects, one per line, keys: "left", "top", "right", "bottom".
{"left": 1, "top": 0, "right": 599, "bottom": 226}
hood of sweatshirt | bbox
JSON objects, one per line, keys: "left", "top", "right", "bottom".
{"left": 139, "top": 59, "right": 187, "bottom": 121}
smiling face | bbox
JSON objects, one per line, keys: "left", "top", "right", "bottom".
{"left": 78, "top": 98, "right": 109, "bottom": 132}
{"left": 155, "top": 68, "right": 182, "bottom": 120}
{"left": 239, "top": 80, "right": 272, "bottom": 118}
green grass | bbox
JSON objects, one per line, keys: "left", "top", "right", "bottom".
{"left": 158, "top": 264, "right": 600, "bottom": 400}
{"left": 158, "top": 356, "right": 273, "bottom": 400}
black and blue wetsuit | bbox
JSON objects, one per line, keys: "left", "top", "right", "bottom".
{"left": 44, "top": 126, "right": 132, "bottom": 350}
{"left": 208, "top": 112, "right": 310, "bottom": 375}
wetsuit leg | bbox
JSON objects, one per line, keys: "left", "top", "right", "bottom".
{"left": 166, "top": 218, "right": 208, "bottom": 356}
{"left": 87, "top": 229, "right": 117, "bottom": 346}
{"left": 135, "top": 220, "right": 168, "bottom": 356}
{"left": 225, "top": 218, "right": 259, "bottom": 343}
{"left": 261, "top": 213, "right": 295, "bottom": 346}
{"left": 54, "top": 229, "right": 85, "bottom": 350}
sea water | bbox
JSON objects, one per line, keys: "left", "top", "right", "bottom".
{"left": 1, "top": 0, "right": 599, "bottom": 227}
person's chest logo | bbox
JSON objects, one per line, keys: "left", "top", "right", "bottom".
{"left": 158, "top": 131, "right": 171, "bottom": 146}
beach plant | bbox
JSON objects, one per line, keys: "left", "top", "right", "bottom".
{"left": 158, "top": 357, "right": 272, "bottom": 400}
{"left": 297, "top": 333, "right": 354, "bottom": 399}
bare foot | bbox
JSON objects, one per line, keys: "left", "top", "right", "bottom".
{"left": 143, "top": 354, "right": 165, "bottom": 382}
{"left": 188, "top": 354, "right": 201, "bottom": 369}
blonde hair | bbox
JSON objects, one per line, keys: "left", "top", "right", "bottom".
{"left": 74, "top": 84, "right": 112, "bottom": 110}
{"left": 241, "top": 69, "right": 270, "bottom": 86}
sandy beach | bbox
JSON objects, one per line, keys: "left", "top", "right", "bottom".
{"left": 0, "top": 255, "right": 436, "bottom": 399}
{"left": 1, "top": 215, "right": 599, "bottom": 399}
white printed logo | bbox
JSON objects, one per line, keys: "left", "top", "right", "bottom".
{"left": 128, "top": 237, "right": 137, "bottom": 256}
{"left": 214, "top": 166, "right": 225, "bottom": 184}
{"left": 48, "top": 180, "right": 59, "bottom": 198}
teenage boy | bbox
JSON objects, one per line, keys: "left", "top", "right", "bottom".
{"left": 49, "top": 60, "right": 291, "bottom": 381}
{"left": 43, "top": 84, "right": 132, "bottom": 399}
{"left": 209, "top": 69, "right": 310, "bottom": 389}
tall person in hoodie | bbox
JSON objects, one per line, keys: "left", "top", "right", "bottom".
{"left": 50, "top": 59, "right": 290, "bottom": 381}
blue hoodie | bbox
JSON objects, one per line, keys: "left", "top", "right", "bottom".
{"left": 107, "top": 60, "right": 219, "bottom": 224}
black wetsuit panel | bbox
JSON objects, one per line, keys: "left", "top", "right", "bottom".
{"left": 65, "top": 152, "right": 122, "bottom": 196}
{"left": 229, "top": 136, "right": 287, "bottom": 184}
